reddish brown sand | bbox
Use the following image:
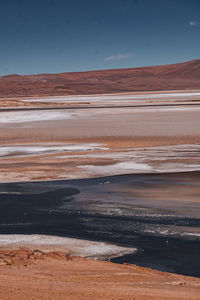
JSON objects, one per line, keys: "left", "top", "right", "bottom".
{"left": 0, "top": 248, "right": 200, "bottom": 300}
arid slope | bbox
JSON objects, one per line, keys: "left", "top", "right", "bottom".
{"left": 0, "top": 248, "right": 200, "bottom": 300}
{"left": 0, "top": 59, "right": 200, "bottom": 97}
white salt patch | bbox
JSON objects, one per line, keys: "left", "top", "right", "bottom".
{"left": 139, "top": 106, "right": 200, "bottom": 112}
{"left": 0, "top": 143, "right": 108, "bottom": 158}
{"left": 59, "top": 144, "right": 200, "bottom": 174}
{"left": 0, "top": 110, "right": 76, "bottom": 124}
{"left": 56, "top": 144, "right": 200, "bottom": 160}
{"left": 22, "top": 91, "right": 200, "bottom": 104}
{"left": 0, "top": 234, "right": 137, "bottom": 258}
{"left": 182, "top": 233, "right": 200, "bottom": 237}
{"left": 79, "top": 161, "right": 151, "bottom": 175}
{"left": 113, "top": 162, "right": 151, "bottom": 170}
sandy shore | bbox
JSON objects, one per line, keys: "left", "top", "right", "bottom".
{"left": 1, "top": 172, "right": 200, "bottom": 277}
{"left": 0, "top": 234, "right": 137, "bottom": 259}
{"left": 0, "top": 248, "right": 200, "bottom": 300}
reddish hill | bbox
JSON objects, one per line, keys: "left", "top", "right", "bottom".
{"left": 0, "top": 59, "right": 200, "bottom": 97}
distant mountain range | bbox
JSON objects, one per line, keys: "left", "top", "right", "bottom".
{"left": 0, "top": 59, "right": 200, "bottom": 97}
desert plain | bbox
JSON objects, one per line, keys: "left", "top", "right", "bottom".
{"left": 0, "top": 88, "right": 200, "bottom": 299}
{"left": 1, "top": 90, "right": 200, "bottom": 182}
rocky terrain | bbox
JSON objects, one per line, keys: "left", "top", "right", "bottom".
{"left": 0, "top": 247, "right": 70, "bottom": 267}
{"left": 0, "top": 59, "right": 200, "bottom": 97}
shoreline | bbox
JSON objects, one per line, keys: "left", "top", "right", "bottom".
{"left": 0, "top": 171, "right": 200, "bottom": 277}
{"left": 0, "top": 234, "right": 137, "bottom": 261}
{"left": 0, "top": 168, "right": 199, "bottom": 186}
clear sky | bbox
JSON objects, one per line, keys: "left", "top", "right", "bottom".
{"left": 0, "top": 0, "right": 200, "bottom": 75}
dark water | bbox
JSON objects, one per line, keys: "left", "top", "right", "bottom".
{"left": 0, "top": 172, "right": 200, "bottom": 277}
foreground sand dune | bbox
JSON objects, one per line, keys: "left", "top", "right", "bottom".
{"left": 0, "top": 248, "right": 200, "bottom": 300}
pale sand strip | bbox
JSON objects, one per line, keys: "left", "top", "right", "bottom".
{"left": 0, "top": 234, "right": 137, "bottom": 259}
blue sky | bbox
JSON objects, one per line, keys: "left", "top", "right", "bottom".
{"left": 0, "top": 0, "right": 200, "bottom": 75}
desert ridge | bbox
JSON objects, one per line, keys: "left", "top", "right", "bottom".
{"left": 0, "top": 59, "right": 200, "bottom": 97}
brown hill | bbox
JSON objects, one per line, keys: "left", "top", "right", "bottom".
{"left": 0, "top": 59, "right": 200, "bottom": 97}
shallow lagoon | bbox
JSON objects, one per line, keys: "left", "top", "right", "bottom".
{"left": 0, "top": 171, "right": 200, "bottom": 277}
